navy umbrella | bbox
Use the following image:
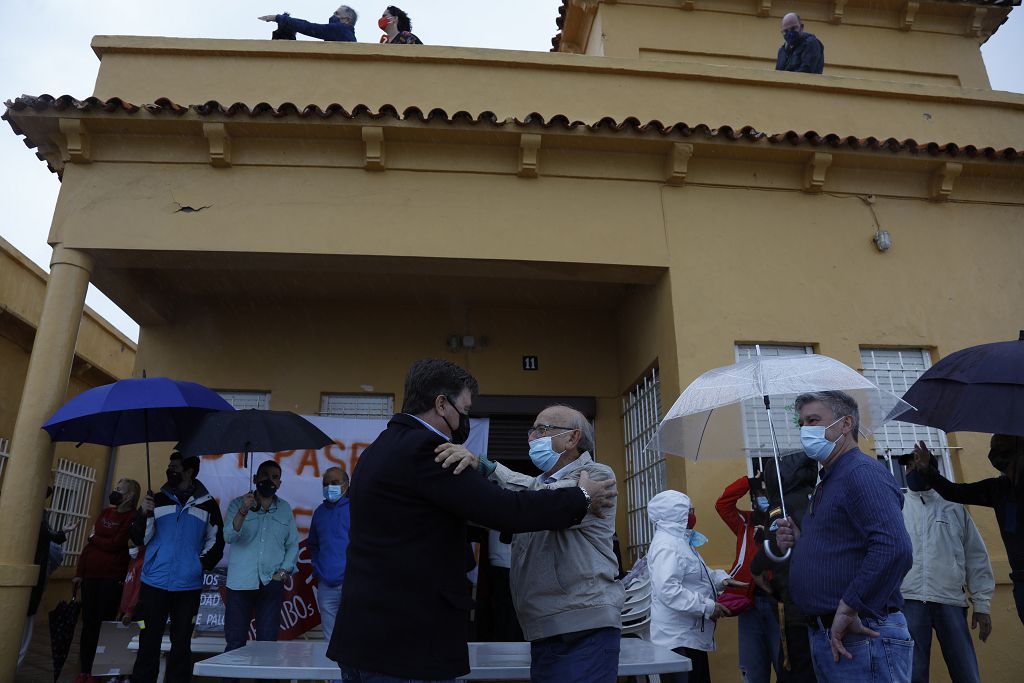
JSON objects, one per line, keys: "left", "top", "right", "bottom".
{"left": 890, "top": 332, "right": 1024, "bottom": 436}
{"left": 176, "top": 409, "right": 334, "bottom": 503}
{"left": 42, "top": 377, "right": 235, "bottom": 490}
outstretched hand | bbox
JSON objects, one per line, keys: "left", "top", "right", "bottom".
{"left": 258, "top": 15, "right": 277, "bottom": 22}
{"left": 912, "top": 441, "right": 934, "bottom": 473}
{"left": 578, "top": 471, "right": 616, "bottom": 518}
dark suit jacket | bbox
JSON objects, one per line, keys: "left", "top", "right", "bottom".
{"left": 328, "top": 413, "right": 589, "bottom": 679}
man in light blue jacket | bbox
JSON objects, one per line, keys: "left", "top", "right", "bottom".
{"left": 223, "top": 460, "right": 299, "bottom": 653}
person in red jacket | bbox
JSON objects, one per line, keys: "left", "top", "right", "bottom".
{"left": 716, "top": 476, "right": 780, "bottom": 683}
{"left": 73, "top": 478, "right": 141, "bottom": 682}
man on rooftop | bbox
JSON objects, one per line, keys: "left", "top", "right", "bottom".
{"left": 259, "top": 5, "right": 358, "bottom": 42}
{"left": 776, "top": 12, "right": 824, "bottom": 74}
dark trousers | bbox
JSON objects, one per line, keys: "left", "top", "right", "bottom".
{"left": 778, "top": 602, "right": 816, "bottom": 683}
{"left": 664, "top": 647, "right": 710, "bottom": 683}
{"left": 530, "top": 626, "right": 620, "bottom": 683}
{"left": 224, "top": 580, "right": 284, "bottom": 651}
{"left": 132, "top": 582, "right": 201, "bottom": 683}
{"left": 1013, "top": 572, "right": 1024, "bottom": 626}
{"left": 79, "top": 578, "right": 122, "bottom": 674}
{"left": 486, "top": 566, "right": 523, "bottom": 641}
{"left": 903, "top": 600, "right": 980, "bottom": 683}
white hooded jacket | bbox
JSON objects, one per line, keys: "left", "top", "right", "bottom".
{"left": 647, "top": 490, "right": 731, "bottom": 652}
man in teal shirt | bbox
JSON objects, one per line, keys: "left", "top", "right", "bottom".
{"left": 223, "top": 460, "right": 299, "bottom": 652}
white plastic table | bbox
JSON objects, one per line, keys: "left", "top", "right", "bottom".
{"left": 192, "top": 638, "right": 691, "bottom": 681}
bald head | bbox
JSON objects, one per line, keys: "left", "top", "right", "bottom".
{"left": 322, "top": 466, "right": 350, "bottom": 489}
{"left": 781, "top": 12, "right": 803, "bottom": 34}
{"left": 534, "top": 405, "right": 595, "bottom": 457}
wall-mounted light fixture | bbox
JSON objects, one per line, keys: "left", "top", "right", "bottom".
{"left": 447, "top": 335, "right": 488, "bottom": 352}
{"left": 873, "top": 229, "right": 893, "bottom": 252}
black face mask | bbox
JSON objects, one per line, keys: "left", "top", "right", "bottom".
{"left": 108, "top": 491, "right": 124, "bottom": 506}
{"left": 166, "top": 468, "right": 183, "bottom": 487}
{"left": 442, "top": 396, "right": 471, "bottom": 445}
{"left": 256, "top": 480, "right": 279, "bottom": 499}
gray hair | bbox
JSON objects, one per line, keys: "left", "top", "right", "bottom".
{"left": 548, "top": 404, "right": 595, "bottom": 456}
{"left": 795, "top": 391, "right": 859, "bottom": 438}
{"left": 335, "top": 5, "right": 357, "bottom": 25}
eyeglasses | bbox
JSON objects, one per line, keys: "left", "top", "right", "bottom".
{"left": 527, "top": 424, "right": 573, "bottom": 439}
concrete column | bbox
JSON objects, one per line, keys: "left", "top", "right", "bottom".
{"left": 0, "top": 245, "right": 93, "bottom": 680}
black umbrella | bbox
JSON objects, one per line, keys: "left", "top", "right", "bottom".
{"left": 888, "top": 331, "right": 1024, "bottom": 436}
{"left": 176, "top": 409, "right": 334, "bottom": 499}
{"left": 48, "top": 584, "right": 81, "bottom": 681}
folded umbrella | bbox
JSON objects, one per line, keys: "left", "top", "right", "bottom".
{"left": 48, "top": 584, "right": 81, "bottom": 681}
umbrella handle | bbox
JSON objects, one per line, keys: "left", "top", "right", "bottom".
{"left": 763, "top": 539, "right": 791, "bottom": 563}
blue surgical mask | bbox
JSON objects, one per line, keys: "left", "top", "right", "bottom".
{"left": 528, "top": 433, "right": 568, "bottom": 474}
{"left": 689, "top": 530, "right": 709, "bottom": 548}
{"left": 800, "top": 417, "right": 846, "bottom": 463}
{"left": 323, "top": 484, "right": 343, "bottom": 503}
{"left": 755, "top": 496, "right": 769, "bottom": 512}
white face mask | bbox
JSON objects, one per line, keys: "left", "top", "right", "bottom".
{"left": 128, "top": 546, "right": 140, "bottom": 560}
{"left": 800, "top": 417, "right": 846, "bottom": 462}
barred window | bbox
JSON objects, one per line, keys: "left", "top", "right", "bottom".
{"left": 860, "top": 348, "right": 955, "bottom": 481}
{"left": 320, "top": 394, "right": 394, "bottom": 419}
{"left": 736, "top": 344, "right": 813, "bottom": 459}
{"left": 48, "top": 458, "right": 97, "bottom": 568}
{"left": 622, "top": 368, "right": 666, "bottom": 564}
{"left": 217, "top": 391, "right": 271, "bottom": 411}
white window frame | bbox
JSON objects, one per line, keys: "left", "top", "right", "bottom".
{"left": 217, "top": 391, "right": 271, "bottom": 411}
{"left": 860, "top": 348, "right": 956, "bottom": 481}
{"left": 736, "top": 344, "right": 814, "bottom": 471}
{"left": 48, "top": 458, "right": 97, "bottom": 568}
{"left": 622, "top": 368, "right": 666, "bottom": 564}
{"left": 320, "top": 394, "right": 394, "bottom": 419}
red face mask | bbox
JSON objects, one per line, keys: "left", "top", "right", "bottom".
{"left": 687, "top": 510, "right": 697, "bottom": 529}
{"left": 378, "top": 16, "right": 390, "bottom": 31}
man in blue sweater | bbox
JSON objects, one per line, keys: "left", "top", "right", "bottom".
{"left": 776, "top": 391, "right": 914, "bottom": 683}
{"left": 259, "top": 5, "right": 357, "bottom": 42}
{"left": 309, "top": 466, "right": 351, "bottom": 660}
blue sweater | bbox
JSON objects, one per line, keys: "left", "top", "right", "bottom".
{"left": 789, "top": 449, "right": 913, "bottom": 617}
{"left": 308, "top": 497, "right": 350, "bottom": 587}
{"left": 275, "top": 14, "right": 356, "bottom": 42}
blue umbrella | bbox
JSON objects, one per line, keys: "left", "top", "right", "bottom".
{"left": 890, "top": 332, "right": 1024, "bottom": 437}
{"left": 42, "top": 377, "right": 234, "bottom": 490}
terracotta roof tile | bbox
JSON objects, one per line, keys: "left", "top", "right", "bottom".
{"left": 4, "top": 95, "right": 1021, "bottom": 166}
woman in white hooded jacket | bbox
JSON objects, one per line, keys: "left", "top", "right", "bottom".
{"left": 648, "top": 490, "right": 745, "bottom": 683}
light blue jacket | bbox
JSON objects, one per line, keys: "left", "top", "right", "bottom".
{"left": 224, "top": 494, "right": 299, "bottom": 590}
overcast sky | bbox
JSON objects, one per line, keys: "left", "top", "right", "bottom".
{"left": 2, "top": 1, "right": 1021, "bottom": 343}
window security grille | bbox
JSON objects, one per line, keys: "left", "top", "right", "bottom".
{"left": 217, "top": 391, "right": 271, "bottom": 411}
{"left": 320, "top": 394, "right": 394, "bottom": 419}
{"left": 48, "top": 458, "right": 97, "bottom": 568}
{"left": 622, "top": 368, "right": 666, "bottom": 564}
{"left": 860, "top": 348, "right": 955, "bottom": 481}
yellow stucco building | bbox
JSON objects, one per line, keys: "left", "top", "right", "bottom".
{"left": 2, "top": 0, "right": 1022, "bottom": 680}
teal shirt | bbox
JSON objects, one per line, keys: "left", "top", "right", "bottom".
{"left": 224, "top": 494, "right": 299, "bottom": 590}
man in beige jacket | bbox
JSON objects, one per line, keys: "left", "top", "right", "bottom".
{"left": 437, "top": 404, "right": 625, "bottom": 683}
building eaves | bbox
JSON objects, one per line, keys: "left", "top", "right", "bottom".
{"left": 549, "top": 0, "right": 1020, "bottom": 51}
{"left": 4, "top": 94, "right": 1021, "bottom": 175}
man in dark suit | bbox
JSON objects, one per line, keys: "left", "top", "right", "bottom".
{"left": 329, "top": 358, "right": 615, "bottom": 682}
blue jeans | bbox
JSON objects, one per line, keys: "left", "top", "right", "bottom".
{"left": 339, "top": 666, "right": 456, "bottom": 683}
{"left": 224, "top": 580, "right": 284, "bottom": 652}
{"left": 317, "top": 583, "right": 343, "bottom": 683}
{"left": 902, "top": 600, "right": 980, "bottom": 683}
{"left": 739, "top": 595, "right": 781, "bottom": 683}
{"left": 807, "top": 610, "right": 914, "bottom": 683}
{"left": 530, "top": 626, "right": 620, "bottom": 683}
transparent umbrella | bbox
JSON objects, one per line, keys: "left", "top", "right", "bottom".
{"left": 651, "top": 349, "right": 914, "bottom": 560}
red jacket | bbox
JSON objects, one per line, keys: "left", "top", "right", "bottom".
{"left": 715, "top": 476, "right": 757, "bottom": 600}
{"left": 76, "top": 507, "right": 136, "bottom": 580}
